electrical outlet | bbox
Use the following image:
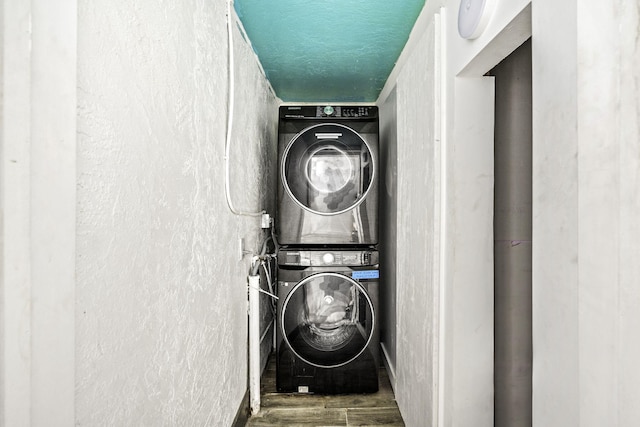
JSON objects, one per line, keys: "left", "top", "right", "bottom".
{"left": 261, "top": 213, "right": 271, "bottom": 229}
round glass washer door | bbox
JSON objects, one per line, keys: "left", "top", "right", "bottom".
{"left": 281, "top": 272, "right": 375, "bottom": 368}
{"left": 281, "top": 123, "right": 375, "bottom": 216}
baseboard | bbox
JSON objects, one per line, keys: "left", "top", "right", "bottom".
{"left": 231, "top": 388, "right": 250, "bottom": 427}
{"left": 381, "top": 342, "right": 397, "bottom": 393}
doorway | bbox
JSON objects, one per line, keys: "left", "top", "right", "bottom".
{"left": 490, "top": 38, "right": 533, "bottom": 427}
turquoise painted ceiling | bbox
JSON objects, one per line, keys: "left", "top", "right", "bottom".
{"left": 234, "top": 0, "right": 426, "bottom": 102}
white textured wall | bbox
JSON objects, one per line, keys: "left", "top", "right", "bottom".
{"left": 76, "top": 1, "right": 277, "bottom": 425}
{"left": 395, "top": 16, "right": 441, "bottom": 427}
{"left": 378, "top": 12, "right": 442, "bottom": 427}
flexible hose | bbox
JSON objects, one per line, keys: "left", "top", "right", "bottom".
{"left": 225, "top": 0, "right": 264, "bottom": 217}
{"left": 250, "top": 236, "right": 273, "bottom": 276}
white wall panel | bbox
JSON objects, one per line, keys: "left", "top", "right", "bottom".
{"left": 532, "top": 1, "right": 640, "bottom": 426}
{"left": 448, "top": 78, "right": 495, "bottom": 427}
{"left": 1, "top": 1, "right": 33, "bottom": 423}
{"left": 576, "top": 1, "right": 639, "bottom": 426}
{"left": 617, "top": 3, "right": 640, "bottom": 423}
{"left": 530, "top": 3, "right": 580, "bottom": 425}
{"left": 2, "top": 0, "right": 78, "bottom": 424}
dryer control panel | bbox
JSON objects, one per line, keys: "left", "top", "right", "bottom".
{"left": 279, "top": 249, "right": 379, "bottom": 267}
{"left": 280, "top": 105, "right": 378, "bottom": 119}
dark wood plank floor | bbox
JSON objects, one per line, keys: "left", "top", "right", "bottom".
{"left": 246, "top": 356, "right": 405, "bottom": 426}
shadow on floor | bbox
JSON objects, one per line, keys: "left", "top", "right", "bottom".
{"left": 246, "top": 355, "right": 405, "bottom": 426}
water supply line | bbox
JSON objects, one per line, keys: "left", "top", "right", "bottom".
{"left": 225, "top": 0, "right": 263, "bottom": 217}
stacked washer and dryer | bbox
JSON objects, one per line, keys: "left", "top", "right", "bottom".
{"left": 276, "top": 105, "right": 380, "bottom": 394}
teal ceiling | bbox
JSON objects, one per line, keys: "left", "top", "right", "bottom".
{"left": 234, "top": 0, "right": 426, "bottom": 102}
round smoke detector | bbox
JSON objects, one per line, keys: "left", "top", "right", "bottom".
{"left": 457, "top": 0, "right": 496, "bottom": 40}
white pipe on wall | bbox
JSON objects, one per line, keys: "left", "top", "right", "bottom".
{"left": 248, "top": 275, "right": 261, "bottom": 415}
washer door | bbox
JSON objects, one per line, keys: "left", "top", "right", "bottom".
{"left": 282, "top": 123, "right": 375, "bottom": 215}
{"left": 281, "top": 272, "right": 375, "bottom": 368}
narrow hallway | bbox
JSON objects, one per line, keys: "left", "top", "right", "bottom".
{"left": 246, "top": 356, "right": 404, "bottom": 426}
{"left": 3, "top": 1, "right": 639, "bottom": 426}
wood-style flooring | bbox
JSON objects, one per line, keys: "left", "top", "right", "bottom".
{"left": 246, "top": 356, "right": 405, "bottom": 426}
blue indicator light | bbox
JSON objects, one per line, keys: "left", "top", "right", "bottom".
{"left": 352, "top": 270, "right": 380, "bottom": 280}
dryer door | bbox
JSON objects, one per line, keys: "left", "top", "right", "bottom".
{"left": 282, "top": 123, "right": 375, "bottom": 216}
{"left": 281, "top": 272, "right": 375, "bottom": 368}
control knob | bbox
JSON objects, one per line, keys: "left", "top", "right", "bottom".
{"left": 322, "top": 252, "right": 335, "bottom": 264}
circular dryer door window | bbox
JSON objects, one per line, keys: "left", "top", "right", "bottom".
{"left": 282, "top": 123, "right": 375, "bottom": 215}
{"left": 281, "top": 272, "right": 375, "bottom": 368}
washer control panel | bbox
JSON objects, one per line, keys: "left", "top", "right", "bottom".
{"left": 279, "top": 249, "right": 378, "bottom": 267}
